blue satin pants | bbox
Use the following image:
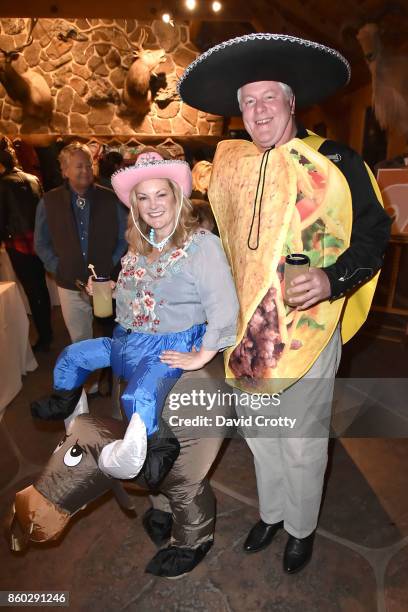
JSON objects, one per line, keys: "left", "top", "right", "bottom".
{"left": 53, "top": 323, "right": 205, "bottom": 436}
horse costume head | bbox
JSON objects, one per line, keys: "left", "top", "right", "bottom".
{"left": 6, "top": 414, "right": 134, "bottom": 551}
{"left": 6, "top": 410, "right": 179, "bottom": 552}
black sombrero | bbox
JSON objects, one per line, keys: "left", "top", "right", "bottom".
{"left": 178, "top": 33, "right": 351, "bottom": 115}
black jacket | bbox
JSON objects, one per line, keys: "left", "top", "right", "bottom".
{"left": 298, "top": 126, "right": 392, "bottom": 299}
{"left": 0, "top": 168, "right": 42, "bottom": 241}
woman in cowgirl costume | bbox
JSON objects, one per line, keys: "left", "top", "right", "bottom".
{"left": 32, "top": 150, "right": 238, "bottom": 578}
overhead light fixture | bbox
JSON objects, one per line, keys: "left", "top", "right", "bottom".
{"left": 162, "top": 13, "right": 175, "bottom": 26}
{"left": 212, "top": 1, "right": 222, "bottom": 12}
{"left": 185, "top": 0, "right": 197, "bottom": 10}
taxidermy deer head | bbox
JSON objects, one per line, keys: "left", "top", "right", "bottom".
{"left": 0, "top": 18, "right": 52, "bottom": 120}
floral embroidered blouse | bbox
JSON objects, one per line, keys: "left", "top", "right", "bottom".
{"left": 115, "top": 230, "right": 239, "bottom": 351}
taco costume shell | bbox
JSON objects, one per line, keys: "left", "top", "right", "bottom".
{"left": 209, "top": 138, "right": 352, "bottom": 393}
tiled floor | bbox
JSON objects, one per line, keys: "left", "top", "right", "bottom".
{"left": 0, "top": 308, "right": 407, "bottom": 611}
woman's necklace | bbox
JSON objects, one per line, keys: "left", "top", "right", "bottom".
{"left": 149, "top": 228, "right": 171, "bottom": 252}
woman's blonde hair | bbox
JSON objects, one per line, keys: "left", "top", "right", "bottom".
{"left": 126, "top": 178, "right": 199, "bottom": 255}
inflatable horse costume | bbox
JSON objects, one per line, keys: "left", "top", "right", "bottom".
{"left": 6, "top": 410, "right": 178, "bottom": 551}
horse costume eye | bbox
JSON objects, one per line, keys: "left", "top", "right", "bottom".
{"left": 63, "top": 444, "right": 84, "bottom": 467}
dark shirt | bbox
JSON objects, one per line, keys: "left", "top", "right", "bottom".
{"left": 297, "top": 125, "right": 392, "bottom": 299}
{"left": 70, "top": 187, "right": 92, "bottom": 262}
{"left": 0, "top": 167, "right": 43, "bottom": 255}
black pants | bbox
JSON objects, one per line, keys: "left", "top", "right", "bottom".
{"left": 7, "top": 248, "right": 52, "bottom": 344}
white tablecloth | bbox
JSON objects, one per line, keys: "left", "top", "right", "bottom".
{"left": 0, "top": 245, "right": 60, "bottom": 312}
{"left": 0, "top": 282, "right": 38, "bottom": 417}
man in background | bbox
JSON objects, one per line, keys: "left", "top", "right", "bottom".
{"left": 34, "top": 142, "right": 127, "bottom": 345}
{"left": 0, "top": 147, "right": 52, "bottom": 352}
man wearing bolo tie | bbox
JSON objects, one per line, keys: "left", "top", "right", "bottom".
{"left": 34, "top": 142, "right": 127, "bottom": 345}
{"left": 179, "top": 34, "right": 391, "bottom": 573}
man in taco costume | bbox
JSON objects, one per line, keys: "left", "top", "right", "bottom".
{"left": 179, "top": 34, "right": 391, "bottom": 573}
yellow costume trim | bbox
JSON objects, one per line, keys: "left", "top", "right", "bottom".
{"left": 209, "top": 138, "right": 353, "bottom": 393}
{"left": 304, "top": 131, "right": 384, "bottom": 343}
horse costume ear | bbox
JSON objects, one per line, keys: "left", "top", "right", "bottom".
{"left": 64, "top": 389, "right": 89, "bottom": 432}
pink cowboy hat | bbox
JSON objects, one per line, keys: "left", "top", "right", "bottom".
{"left": 111, "top": 151, "right": 192, "bottom": 208}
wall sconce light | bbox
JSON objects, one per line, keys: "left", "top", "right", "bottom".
{"left": 185, "top": 0, "right": 197, "bottom": 10}
{"left": 212, "top": 1, "right": 222, "bottom": 12}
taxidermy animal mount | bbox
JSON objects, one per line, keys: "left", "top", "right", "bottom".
{"left": 0, "top": 18, "right": 52, "bottom": 120}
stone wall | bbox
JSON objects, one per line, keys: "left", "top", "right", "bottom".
{"left": 0, "top": 17, "right": 223, "bottom": 136}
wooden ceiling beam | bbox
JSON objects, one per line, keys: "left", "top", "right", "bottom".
{"left": 271, "top": 0, "right": 348, "bottom": 49}
{"left": 0, "top": 0, "right": 254, "bottom": 22}
{"left": 247, "top": 0, "right": 313, "bottom": 41}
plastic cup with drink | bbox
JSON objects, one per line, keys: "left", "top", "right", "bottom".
{"left": 284, "top": 253, "right": 310, "bottom": 307}
{"left": 88, "top": 264, "right": 113, "bottom": 318}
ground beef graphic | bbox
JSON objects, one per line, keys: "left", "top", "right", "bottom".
{"left": 230, "top": 287, "right": 285, "bottom": 378}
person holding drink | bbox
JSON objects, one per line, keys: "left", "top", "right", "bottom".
{"left": 32, "top": 150, "right": 239, "bottom": 578}
{"left": 34, "top": 142, "right": 128, "bottom": 344}
{"left": 179, "top": 33, "right": 391, "bottom": 574}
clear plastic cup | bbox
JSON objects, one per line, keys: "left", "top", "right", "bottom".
{"left": 92, "top": 277, "right": 113, "bottom": 317}
{"left": 284, "top": 254, "right": 310, "bottom": 306}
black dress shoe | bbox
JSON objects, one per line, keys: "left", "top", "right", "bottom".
{"left": 243, "top": 519, "right": 283, "bottom": 553}
{"left": 283, "top": 531, "right": 315, "bottom": 574}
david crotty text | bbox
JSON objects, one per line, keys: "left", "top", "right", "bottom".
{"left": 168, "top": 415, "right": 297, "bottom": 429}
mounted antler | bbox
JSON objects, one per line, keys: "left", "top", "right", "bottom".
{"left": 57, "top": 22, "right": 167, "bottom": 114}
{"left": 122, "top": 28, "right": 167, "bottom": 115}
{"left": 58, "top": 28, "right": 89, "bottom": 43}
{"left": 135, "top": 28, "right": 148, "bottom": 50}
{"left": 57, "top": 22, "right": 129, "bottom": 53}
{"left": 57, "top": 22, "right": 148, "bottom": 56}
{"left": 0, "top": 18, "right": 52, "bottom": 119}
{"left": 4, "top": 17, "right": 38, "bottom": 56}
